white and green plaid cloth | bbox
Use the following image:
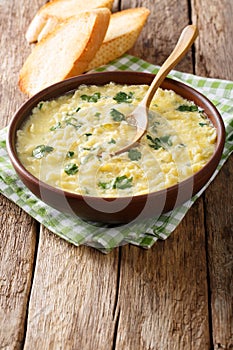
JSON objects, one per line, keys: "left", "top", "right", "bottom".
{"left": 0, "top": 55, "right": 233, "bottom": 253}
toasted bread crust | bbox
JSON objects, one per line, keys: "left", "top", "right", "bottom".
{"left": 87, "top": 8, "right": 150, "bottom": 71}
{"left": 19, "top": 8, "right": 110, "bottom": 96}
{"left": 26, "top": 0, "right": 114, "bottom": 43}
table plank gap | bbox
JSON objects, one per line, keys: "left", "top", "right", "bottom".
{"left": 187, "top": 0, "right": 197, "bottom": 75}
{"left": 0, "top": 198, "right": 38, "bottom": 349}
{"left": 203, "top": 194, "right": 215, "bottom": 350}
{"left": 21, "top": 221, "right": 41, "bottom": 349}
{"left": 204, "top": 161, "right": 233, "bottom": 349}
{"left": 112, "top": 247, "right": 122, "bottom": 318}
{"left": 111, "top": 307, "right": 121, "bottom": 350}
{"left": 112, "top": 0, "right": 121, "bottom": 12}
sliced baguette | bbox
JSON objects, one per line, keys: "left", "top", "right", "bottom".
{"left": 26, "top": 0, "right": 114, "bottom": 43}
{"left": 86, "top": 8, "right": 150, "bottom": 71}
{"left": 19, "top": 8, "right": 110, "bottom": 96}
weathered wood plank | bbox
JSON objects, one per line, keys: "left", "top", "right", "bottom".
{"left": 19, "top": 0, "right": 120, "bottom": 348}
{"left": 192, "top": 0, "right": 233, "bottom": 348}
{"left": 204, "top": 161, "right": 233, "bottom": 350}
{"left": 192, "top": 0, "right": 233, "bottom": 79}
{"left": 115, "top": 200, "right": 210, "bottom": 350}
{"left": 0, "top": 200, "right": 37, "bottom": 349}
{"left": 24, "top": 228, "right": 119, "bottom": 350}
{"left": 113, "top": 1, "right": 211, "bottom": 349}
{"left": 0, "top": 1, "right": 43, "bottom": 349}
{"left": 121, "top": 0, "right": 193, "bottom": 72}
{"left": 0, "top": 1, "right": 31, "bottom": 128}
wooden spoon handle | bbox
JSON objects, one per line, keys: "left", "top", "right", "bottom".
{"left": 142, "top": 25, "right": 198, "bottom": 108}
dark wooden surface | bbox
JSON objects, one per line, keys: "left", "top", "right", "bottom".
{"left": 0, "top": 0, "right": 232, "bottom": 349}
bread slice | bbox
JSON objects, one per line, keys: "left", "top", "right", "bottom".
{"left": 19, "top": 8, "right": 110, "bottom": 96}
{"left": 26, "top": 0, "right": 114, "bottom": 43}
{"left": 86, "top": 8, "right": 150, "bottom": 71}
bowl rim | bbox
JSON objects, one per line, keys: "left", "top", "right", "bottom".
{"left": 6, "top": 70, "right": 226, "bottom": 203}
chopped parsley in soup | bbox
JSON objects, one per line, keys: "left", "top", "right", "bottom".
{"left": 16, "top": 83, "right": 217, "bottom": 197}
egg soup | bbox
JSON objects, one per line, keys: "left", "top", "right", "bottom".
{"left": 16, "top": 83, "right": 217, "bottom": 197}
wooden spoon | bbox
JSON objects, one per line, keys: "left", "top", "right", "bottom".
{"left": 114, "top": 24, "right": 198, "bottom": 155}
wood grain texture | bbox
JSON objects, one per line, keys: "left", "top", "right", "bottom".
{"left": 192, "top": 0, "right": 233, "bottom": 79}
{"left": 192, "top": 1, "right": 233, "bottom": 348}
{"left": 204, "top": 160, "right": 233, "bottom": 350}
{"left": 121, "top": 0, "right": 193, "bottom": 73}
{"left": 0, "top": 200, "right": 37, "bottom": 349}
{"left": 24, "top": 228, "right": 119, "bottom": 350}
{"left": 114, "top": 200, "right": 211, "bottom": 350}
{"left": 0, "top": 0, "right": 36, "bottom": 128}
{"left": 0, "top": 1, "right": 43, "bottom": 349}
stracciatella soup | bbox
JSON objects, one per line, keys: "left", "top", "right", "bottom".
{"left": 16, "top": 83, "right": 216, "bottom": 197}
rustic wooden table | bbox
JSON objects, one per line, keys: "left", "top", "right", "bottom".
{"left": 0, "top": 1, "right": 232, "bottom": 349}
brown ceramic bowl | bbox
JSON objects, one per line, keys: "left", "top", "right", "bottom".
{"left": 7, "top": 71, "right": 225, "bottom": 224}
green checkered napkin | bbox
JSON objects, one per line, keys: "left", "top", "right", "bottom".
{"left": 0, "top": 54, "right": 233, "bottom": 253}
